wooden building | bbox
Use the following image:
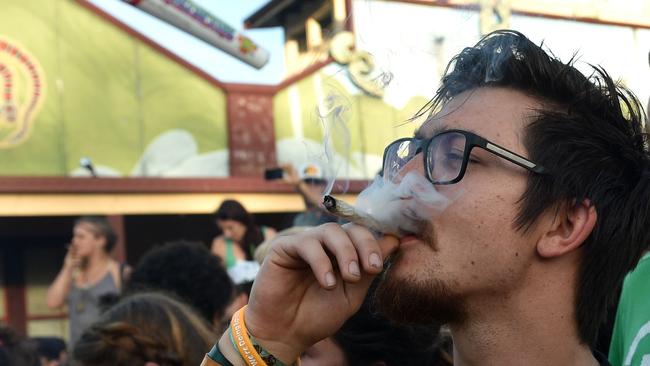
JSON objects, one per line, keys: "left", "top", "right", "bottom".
{"left": 1, "top": 0, "right": 649, "bottom": 340}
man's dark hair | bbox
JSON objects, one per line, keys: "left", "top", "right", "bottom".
{"left": 75, "top": 216, "right": 117, "bottom": 253}
{"left": 422, "top": 30, "right": 650, "bottom": 346}
{"left": 125, "top": 240, "right": 234, "bottom": 323}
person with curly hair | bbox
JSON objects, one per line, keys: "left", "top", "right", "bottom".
{"left": 124, "top": 240, "right": 234, "bottom": 328}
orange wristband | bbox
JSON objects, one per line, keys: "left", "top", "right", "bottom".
{"left": 231, "top": 306, "right": 267, "bottom": 366}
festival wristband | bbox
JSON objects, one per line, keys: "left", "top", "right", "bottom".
{"left": 203, "top": 343, "right": 234, "bottom": 366}
{"left": 250, "top": 334, "right": 299, "bottom": 366}
{"left": 230, "top": 306, "right": 301, "bottom": 366}
{"left": 231, "top": 306, "right": 267, "bottom": 366}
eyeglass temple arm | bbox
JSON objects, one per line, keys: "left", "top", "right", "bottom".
{"left": 485, "top": 142, "right": 547, "bottom": 174}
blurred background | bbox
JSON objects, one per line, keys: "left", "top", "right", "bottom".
{"left": 0, "top": 0, "right": 649, "bottom": 342}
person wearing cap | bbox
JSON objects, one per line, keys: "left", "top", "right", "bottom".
{"left": 282, "top": 163, "right": 338, "bottom": 227}
{"left": 124, "top": 240, "right": 234, "bottom": 328}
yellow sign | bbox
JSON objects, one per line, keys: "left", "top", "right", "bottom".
{"left": 0, "top": 36, "right": 46, "bottom": 148}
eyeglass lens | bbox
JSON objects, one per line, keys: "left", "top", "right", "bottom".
{"left": 384, "top": 132, "right": 468, "bottom": 184}
{"left": 427, "top": 132, "right": 467, "bottom": 183}
{"left": 383, "top": 139, "right": 418, "bottom": 182}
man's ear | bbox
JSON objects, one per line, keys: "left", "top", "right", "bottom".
{"left": 537, "top": 199, "right": 597, "bottom": 258}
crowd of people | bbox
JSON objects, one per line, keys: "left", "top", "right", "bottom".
{"left": 2, "top": 29, "right": 650, "bottom": 366}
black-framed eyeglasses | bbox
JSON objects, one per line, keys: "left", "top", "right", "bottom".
{"left": 382, "top": 129, "right": 547, "bottom": 185}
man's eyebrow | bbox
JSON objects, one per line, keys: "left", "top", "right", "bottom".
{"left": 413, "top": 124, "right": 449, "bottom": 139}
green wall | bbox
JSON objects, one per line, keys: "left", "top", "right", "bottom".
{"left": 0, "top": 0, "right": 227, "bottom": 176}
{"left": 273, "top": 69, "right": 428, "bottom": 177}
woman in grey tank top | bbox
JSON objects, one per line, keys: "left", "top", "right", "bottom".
{"left": 46, "top": 216, "right": 130, "bottom": 346}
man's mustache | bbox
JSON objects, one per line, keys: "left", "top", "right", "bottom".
{"left": 398, "top": 217, "right": 436, "bottom": 250}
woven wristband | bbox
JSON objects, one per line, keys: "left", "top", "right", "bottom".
{"left": 249, "top": 334, "right": 298, "bottom": 366}
{"left": 230, "top": 306, "right": 300, "bottom": 366}
{"left": 205, "top": 343, "right": 235, "bottom": 366}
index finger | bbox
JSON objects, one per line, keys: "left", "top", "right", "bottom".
{"left": 342, "top": 223, "right": 399, "bottom": 274}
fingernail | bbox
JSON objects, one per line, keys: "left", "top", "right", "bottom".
{"left": 325, "top": 272, "right": 336, "bottom": 287}
{"left": 349, "top": 261, "right": 361, "bottom": 277}
{"left": 369, "top": 253, "right": 382, "bottom": 268}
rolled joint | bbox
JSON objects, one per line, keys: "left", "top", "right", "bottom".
{"left": 322, "top": 195, "right": 402, "bottom": 236}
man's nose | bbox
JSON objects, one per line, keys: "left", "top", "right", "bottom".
{"left": 393, "top": 153, "right": 426, "bottom": 184}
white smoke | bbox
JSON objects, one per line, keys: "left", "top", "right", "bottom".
{"left": 354, "top": 171, "right": 453, "bottom": 234}
{"left": 319, "top": 92, "right": 352, "bottom": 196}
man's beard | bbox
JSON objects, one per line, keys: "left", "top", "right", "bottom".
{"left": 374, "top": 251, "right": 467, "bottom": 325}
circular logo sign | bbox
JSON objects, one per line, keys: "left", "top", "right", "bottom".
{"left": 0, "top": 36, "right": 46, "bottom": 148}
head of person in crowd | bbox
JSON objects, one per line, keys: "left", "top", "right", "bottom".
{"left": 301, "top": 283, "right": 449, "bottom": 366}
{"left": 0, "top": 324, "right": 39, "bottom": 366}
{"left": 71, "top": 216, "right": 117, "bottom": 261}
{"left": 214, "top": 200, "right": 262, "bottom": 249}
{"left": 73, "top": 292, "right": 215, "bottom": 366}
{"left": 373, "top": 29, "right": 650, "bottom": 351}
{"left": 281, "top": 163, "right": 338, "bottom": 227}
{"left": 124, "top": 240, "right": 234, "bottom": 327}
{"left": 32, "top": 336, "right": 68, "bottom": 366}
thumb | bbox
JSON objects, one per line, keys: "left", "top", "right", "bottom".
{"left": 378, "top": 235, "right": 399, "bottom": 259}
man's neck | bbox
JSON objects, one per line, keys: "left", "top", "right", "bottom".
{"left": 448, "top": 268, "right": 599, "bottom": 366}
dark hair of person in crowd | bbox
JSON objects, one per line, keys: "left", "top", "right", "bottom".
{"left": 124, "top": 240, "right": 234, "bottom": 325}
{"left": 414, "top": 29, "right": 650, "bottom": 346}
{"left": 74, "top": 216, "right": 117, "bottom": 253}
{"left": 33, "top": 336, "right": 68, "bottom": 365}
{"left": 0, "top": 324, "right": 39, "bottom": 366}
{"left": 72, "top": 292, "right": 215, "bottom": 366}
{"left": 214, "top": 199, "right": 264, "bottom": 260}
{"left": 334, "top": 286, "right": 448, "bottom": 366}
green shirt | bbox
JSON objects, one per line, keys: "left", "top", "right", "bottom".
{"left": 609, "top": 252, "right": 650, "bottom": 366}
{"left": 223, "top": 226, "right": 268, "bottom": 269}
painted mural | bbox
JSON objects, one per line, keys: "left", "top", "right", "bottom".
{"left": 0, "top": 0, "right": 228, "bottom": 177}
{"left": 0, "top": 37, "right": 46, "bottom": 149}
{"left": 273, "top": 64, "right": 428, "bottom": 181}
{"left": 5, "top": 0, "right": 645, "bottom": 181}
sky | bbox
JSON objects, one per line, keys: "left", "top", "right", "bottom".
{"left": 88, "top": 0, "right": 285, "bottom": 84}
{"left": 87, "top": 0, "right": 649, "bottom": 105}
